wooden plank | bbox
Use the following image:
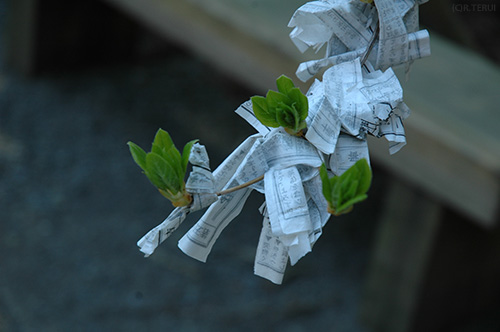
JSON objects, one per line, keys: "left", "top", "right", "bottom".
{"left": 370, "top": 36, "right": 500, "bottom": 227}
{"left": 5, "top": 0, "right": 39, "bottom": 75}
{"left": 368, "top": 114, "right": 499, "bottom": 227}
{"left": 101, "top": 0, "right": 500, "bottom": 226}
{"left": 360, "top": 181, "right": 443, "bottom": 332}
{"left": 182, "top": 0, "right": 305, "bottom": 57}
{"left": 101, "top": 0, "right": 309, "bottom": 93}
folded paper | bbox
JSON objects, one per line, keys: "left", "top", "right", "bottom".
{"left": 136, "top": 0, "right": 431, "bottom": 284}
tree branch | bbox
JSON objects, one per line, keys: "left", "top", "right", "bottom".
{"left": 217, "top": 174, "right": 265, "bottom": 196}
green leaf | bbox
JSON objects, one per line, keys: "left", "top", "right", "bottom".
{"left": 320, "top": 164, "right": 332, "bottom": 203}
{"left": 354, "top": 159, "right": 372, "bottom": 195}
{"left": 158, "top": 188, "right": 192, "bottom": 207}
{"left": 320, "top": 158, "right": 372, "bottom": 215}
{"left": 343, "top": 179, "right": 360, "bottom": 202}
{"left": 288, "top": 87, "right": 309, "bottom": 121}
{"left": 332, "top": 177, "right": 342, "bottom": 209}
{"left": 337, "top": 194, "right": 368, "bottom": 214}
{"left": 152, "top": 128, "right": 174, "bottom": 155}
{"left": 128, "top": 128, "right": 200, "bottom": 207}
{"left": 251, "top": 75, "right": 308, "bottom": 134}
{"left": 145, "top": 152, "right": 179, "bottom": 192}
{"left": 339, "top": 169, "right": 357, "bottom": 200}
{"left": 276, "top": 75, "right": 295, "bottom": 95}
{"left": 158, "top": 188, "right": 177, "bottom": 202}
{"left": 251, "top": 96, "right": 279, "bottom": 127}
{"left": 297, "top": 120, "right": 307, "bottom": 132}
{"left": 182, "top": 139, "right": 199, "bottom": 173}
{"left": 276, "top": 106, "right": 295, "bottom": 129}
{"left": 127, "top": 141, "right": 147, "bottom": 171}
{"left": 163, "top": 145, "right": 183, "bottom": 182}
{"left": 266, "top": 90, "right": 291, "bottom": 110}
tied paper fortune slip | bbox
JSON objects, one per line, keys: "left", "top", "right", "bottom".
{"left": 136, "top": 0, "right": 430, "bottom": 284}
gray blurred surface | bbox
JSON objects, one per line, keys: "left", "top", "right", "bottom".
{"left": 3, "top": 1, "right": 500, "bottom": 331}
{"left": 0, "top": 1, "right": 383, "bottom": 330}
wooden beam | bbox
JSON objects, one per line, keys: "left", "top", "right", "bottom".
{"left": 102, "top": 0, "right": 307, "bottom": 93}
{"left": 5, "top": 0, "right": 39, "bottom": 75}
{"left": 101, "top": 0, "right": 500, "bottom": 226}
{"left": 360, "top": 180, "right": 443, "bottom": 332}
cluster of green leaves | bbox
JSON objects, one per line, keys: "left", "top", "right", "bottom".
{"left": 319, "top": 159, "right": 372, "bottom": 216}
{"left": 127, "top": 129, "right": 198, "bottom": 207}
{"left": 251, "top": 75, "right": 308, "bottom": 136}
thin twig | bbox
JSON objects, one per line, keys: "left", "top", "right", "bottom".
{"left": 361, "top": 23, "right": 380, "bottom": 66}
{"left": 217, "top": 174, "right": 265, "bottom": 196}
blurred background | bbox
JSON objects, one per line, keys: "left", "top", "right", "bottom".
{"left": 0, "top": 0, "right": 499, "bottom": 331}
